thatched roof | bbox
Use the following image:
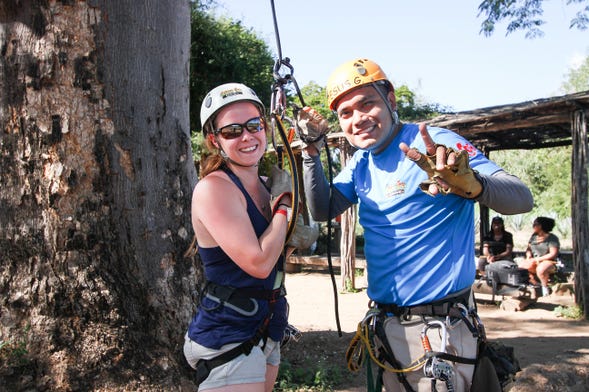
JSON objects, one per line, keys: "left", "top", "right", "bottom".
{"left": 425, "top": 90, "right": 589, "bottom": 152}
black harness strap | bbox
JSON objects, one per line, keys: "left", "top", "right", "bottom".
{"left": 194, "top": 282, "right": 285, "bottom": 386}
{"left": 195, "top": 331, "right": 262, "bottom": 386}
{"left": 424, "top": 351, "right": 478, "bottom": 365}
{"left": 205, "top": 281, "right": 286, "bottom": 301}
{"left": 376, "top": 288, "right": 471, "bottom": 318}
{"left": 374, "top": 313, "right": 416, "bottom": 392}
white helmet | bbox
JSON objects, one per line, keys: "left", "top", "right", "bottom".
{"left": 200, "top": 83, "right": 265, "bottom": 134}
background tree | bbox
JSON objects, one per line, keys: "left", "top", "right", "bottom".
{"left": 189, "top": 2, "right": 275, "bottom": 175}
{"left": 190, "top": 2, "right": 275, "bottom": 133}
{"left": 0, "top": 1, "right": 199, "bottom": 390}
{"left": 562, "top": 53, "right": 589, "bottom": 93}
{"left": 395, "top": 84, "right": 451, "bottom": 121}
{"left": 478, "top": 0, "right": 589, "bottom": 38}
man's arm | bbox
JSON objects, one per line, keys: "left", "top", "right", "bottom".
{"left": 475, "top": 170, "right": 533, "bottom": 214}
{"left": 302, "top": 151, "right": 353, "bottom": 222}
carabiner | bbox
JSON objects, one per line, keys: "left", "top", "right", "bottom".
{"left": 421, "top": 320, "right": 448, "bottom": 354}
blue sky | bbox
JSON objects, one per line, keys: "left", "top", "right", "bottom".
{"left": 212, "top": 1, "right": 588, "bottom": 112}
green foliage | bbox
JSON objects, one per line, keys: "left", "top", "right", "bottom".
{"left": 491, "top": 146, "right": 572, "bottom": 219}
{"left": 190, "top": 2, "right": 275, "bottom": 132}
{"left": 276, "top": 358, "right": 346, "bottom": 391}
{"left": 395, "top": 84, "right": 452, "bottom": 121}
{"left": 562, "top": 53, "right": 589, "bottom": 93}
{"left": 478, "top": 0, "right": 589, "bottom": 38}
{"left": 343, "top": 277, "right": 360, "bottom": 293}
{"left": 553, "top": 304, "right": 583, "bottom": 319}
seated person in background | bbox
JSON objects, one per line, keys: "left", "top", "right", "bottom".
{"left": 477, "top": 216, "right": 514, "bottom": 277}
{"left": 518, "top": 216, "right": 560, "bottom": 296}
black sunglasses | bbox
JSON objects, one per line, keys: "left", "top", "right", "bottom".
{"left": 215, "top": 117, "right": 264, "bottom": 139}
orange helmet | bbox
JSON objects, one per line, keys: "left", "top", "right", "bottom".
{"left": 326, "top": 58, "right": 393, "bottom": 110}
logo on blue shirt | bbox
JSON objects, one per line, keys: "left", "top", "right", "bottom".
{"left": 385, "top": 179, "right": 406, "bottom": 198}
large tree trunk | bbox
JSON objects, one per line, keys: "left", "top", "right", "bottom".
{"left": 0, "top": 1, "right": 200, "bottom": 390}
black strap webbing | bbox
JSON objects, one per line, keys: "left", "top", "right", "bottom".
{"left": 195, "top": 334, "right": 261, "bottom": 386}
{"left": 424, "top": 351, "right": 478, "bottom": 365}
{"left": 374, "top": 316, "right": 416, "bottom": 392}
{"left": 194, "top": 281, "right": 283, "bottom": 386}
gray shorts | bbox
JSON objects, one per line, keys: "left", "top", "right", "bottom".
{"left": 183, "top": 334, "right": 281, "bottom": 391}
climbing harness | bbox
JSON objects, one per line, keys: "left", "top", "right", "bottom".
{"left": 269, "top": 0, "right": 342, "bottom": 336}
{"left": 194, "top": 280, "right": 285, "bottom": 386}
{"left": 346, "top": 292, "right": 483, "bottom": 392}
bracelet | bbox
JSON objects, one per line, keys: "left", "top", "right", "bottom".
{"left": 278, "top": 203, "right": 290, "bottom": 208}
{"left": 274, "top": 209, "right": 287, "bottom": 217}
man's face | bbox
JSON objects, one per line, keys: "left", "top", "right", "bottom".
{"left": 335, "top": 85, "right": 396, "bottom": 151}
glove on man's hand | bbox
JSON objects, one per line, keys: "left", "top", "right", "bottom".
{"left": 410, "top": 146, "right": 482, "bottom": 199}
{"left": 294, "top": 106, "right": 330, "bottom": 145}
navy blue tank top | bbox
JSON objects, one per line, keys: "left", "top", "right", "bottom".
{"left": 187, "top": 167, "right": 287, "bottom": 348}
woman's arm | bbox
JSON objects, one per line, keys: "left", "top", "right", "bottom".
{"left": 497, "top": 243, "right": 513, "bottom": 259}
{"left": 525, "top": 243, "right": 533, "bottom": 259}
{"left": 534, "top": 245, "right": 559, "bottom": 263}
{"left": 192, "top": 173, "right": 288, "bottom": 279}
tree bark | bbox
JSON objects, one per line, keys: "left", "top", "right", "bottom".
{"left": 0, "top": 1, "right": 200, "bottom": 389}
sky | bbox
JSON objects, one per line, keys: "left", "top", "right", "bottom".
{"left": 210, "top": 1, "right": 588, "bottom": 112}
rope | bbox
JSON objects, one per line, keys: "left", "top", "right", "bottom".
{"left": 346, "top": 320, "right": 427, "bottom": 374}
{"left": 268, "top": 0, "right": 342, "bottom": 335}
{"left": 270, "top": 114, "right": 299, "bottom": 242}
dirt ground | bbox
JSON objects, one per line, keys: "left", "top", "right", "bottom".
{"left": 282, "top": 270, "right": 589, "bottom": 391}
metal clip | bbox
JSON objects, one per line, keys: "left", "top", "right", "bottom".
{"left": 421, "top": 320, "right": 455, "bottom": 391}
{"left": 281, "top": 323, "right": 302, "bottom": 348}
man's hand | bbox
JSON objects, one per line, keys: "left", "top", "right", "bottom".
{"left": 295, "top": 106, "right": 329, "bottom": 157}
{"left": 399, "top": 123, "right": 483, "bottom": 198}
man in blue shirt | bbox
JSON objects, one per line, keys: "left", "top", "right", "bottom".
{"left": 301, "top": 58, "right": 533, "bottom": 391}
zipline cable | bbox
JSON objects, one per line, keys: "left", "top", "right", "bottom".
{"left": 269, "top": 0, "right": 342, "bottom": 337}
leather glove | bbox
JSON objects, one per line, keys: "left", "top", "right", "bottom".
{"left": 294, "top": 106, "right": 330, "bottom": 145}
{"left": 409, "top": 145, "right": 483, "bottom": 198}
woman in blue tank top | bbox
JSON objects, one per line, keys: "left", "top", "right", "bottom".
{"left": 183, "top": 83, "right": 291, "bottom": 391}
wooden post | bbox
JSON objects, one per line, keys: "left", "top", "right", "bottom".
{"left": 339, "top": 142, "right": 357, "bottom": 291}
{"left": 571, "top": 108, "right": 589, "bottom": 319}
